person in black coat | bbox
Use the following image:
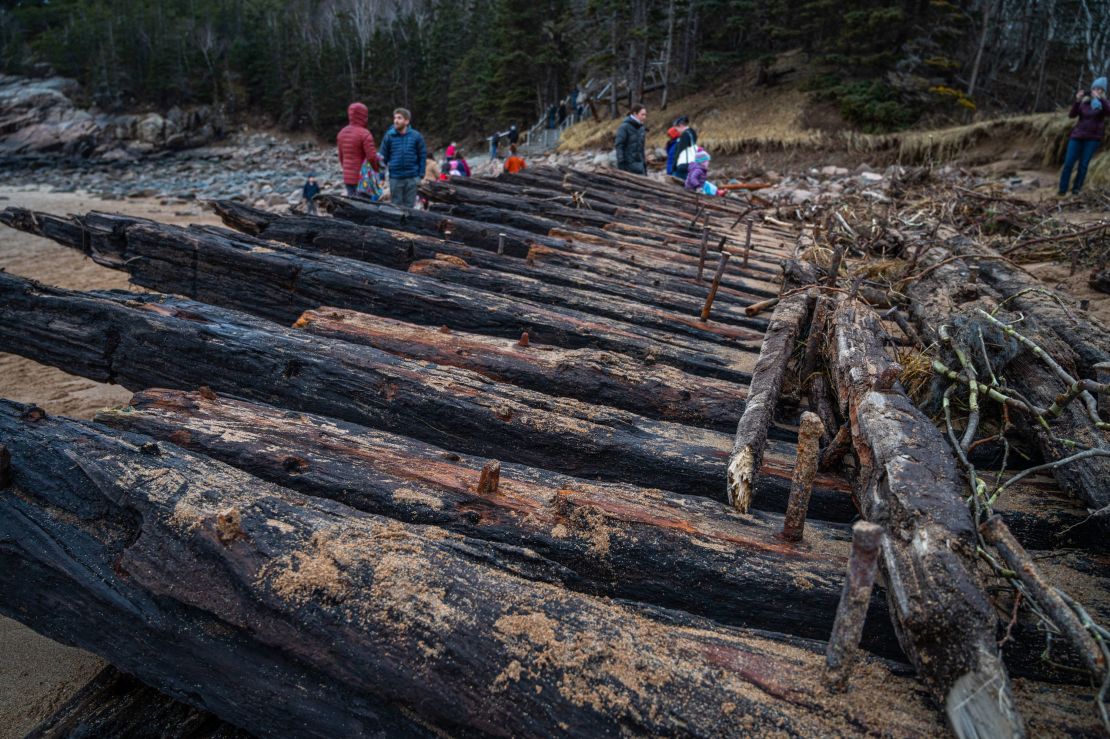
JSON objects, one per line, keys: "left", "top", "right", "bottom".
{"left": 614, "top": 104, "right": 648, "bottom": 175}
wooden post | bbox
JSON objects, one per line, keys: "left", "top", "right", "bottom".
{"left": 781, "top": 412, "right": 824, "bottom": 542}
{"left": 825, "top": 521, "right": 882, "bottom": 689}
{"left": 699, "top": 252, "right": 731, "bottom": 322}
{"left": 697, "top": 227, "right": 709, "bottom": 282}
{"left": 980, "top": 515, "right": 1106, "bottom": 676}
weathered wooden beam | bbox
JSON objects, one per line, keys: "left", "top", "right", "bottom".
{"left": 728, "top": 272, "right": 815, "bottom": 512}
{"left": 0, "top": 273, "right": 854, "bottom": 516}
{"left": 408, "top": 255, "right": 763, "bottom": 348}
{"left": 212, "top": 201, "right": 769, "bottom": 330}
{"left": 319, "top": 196, "right": 780, "bottom": 300}
{"left": 295, "top": 308, "right": 747, "bottom": 431}
{"left": 98, "top": 388, "right": 901, "bottom": 655}
{"left": 827, "top": 299, "right": 1024, "bottom": 738}
{"left": 0, "top": 207, "right": 756, "bottom": 384}
{"left": 0, "top": 401, "right": 950, "bottom": 737}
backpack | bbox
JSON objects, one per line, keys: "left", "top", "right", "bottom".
{"left": 665, "top": 140, "right": 677, "bottom": 176}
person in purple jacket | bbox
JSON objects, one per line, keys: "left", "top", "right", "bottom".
{"left": 1059, "top": 76, "right": 1107, "bottom": 196}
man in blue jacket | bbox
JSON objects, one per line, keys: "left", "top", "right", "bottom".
{"left": 378, "top": 108, "right": 427, "bottom": 208}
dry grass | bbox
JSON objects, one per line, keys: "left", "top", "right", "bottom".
{"left": 895, "top": 346, "right": 935, "bottom": 406}
{"left": 557, "top": 51, "right": 1106, "bottom": 178}
{"left": 558, "top": 50, "right": 827, "bottom": 156}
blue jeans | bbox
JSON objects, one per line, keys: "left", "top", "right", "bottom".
{"left": 1059, "top": 138, "right": 1101, "bottom": 194}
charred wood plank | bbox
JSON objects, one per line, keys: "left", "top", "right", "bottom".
{"left": 408, "top": 256, "right": 763, "bottom": 347}
{"left": 295, "top": 308, "right": 746, "bottom": 431}
{"left": 0, "top": 207, "right": 757, "bottom": 384}
{"left": 0, "top": 401, "right": 948, "bottom": 738}
{"left": 827, "top": 299, "right": 1023, "bottom": 737}
{"left": 98, "top": 388, "right": 902, "bottom": 656}
{"left": 214, "top": 202, "right": 769, "bottom": 331}
{"left": 0, "top": 273, "right": 854, "bottom": 516}
{"left": 317, "top": 197, "right": 779, "bottom": 301}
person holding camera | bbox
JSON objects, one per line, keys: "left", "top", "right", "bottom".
{"left": 1058, "top": 77, "right": 1107, "bottom": 196}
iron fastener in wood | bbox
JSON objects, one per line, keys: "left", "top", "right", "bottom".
{"left": 781, "top": 412, "right": 824, "bottom": 542}
{"left": 699, "top": 252, "right": 731, "bottom": 322}
{"left": 825, "top": 521, "right": 882, "bottom": 690}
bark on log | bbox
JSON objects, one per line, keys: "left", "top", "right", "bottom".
{"left": 0, "top": 401, "right": 949, "bottom": 738}
{"left": 27, "top": 666, "right": 248, "bottom": 739}
{"left": 906, "top": 245, "right": 1110, "bottom": 531}
{"left": 97, "top": 388, "right": 901, "bottom": 656}
{"left": 295, "top": 308, "right": 746, "bottom": 432}
{"left": 212, "top": 201, "right": 768, "bottom": 330}
{"left": 827, "top": 299, "right": 1024, "bottom": 738}
{"left": 0, "top": 207, "right": 757, "bottom": 385}
{"left": 0, "top": 273, "right": 855, "bottom": 516}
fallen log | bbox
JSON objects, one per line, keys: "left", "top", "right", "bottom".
{"left": 0, "top": 207, "right": 757, "bottom": 384}
{"left": 0, "top": 273, "right": 854, "bottom": 515}
{"left": 98, "top": 388, "right": 901, "bottom": 656}
{"left": 27, "top": 666, "right": 248, "bottom": 739}
{"left": 213, "top": 201, "right": 769, "bottom": 330}
{"left": 827, "top": 299, "right": 1023, "bottom": 738}
{"left": 953, "top": 239, "right": 1110, "bottom": 372}
{"left": 295, "top": 308, "right": 746, "bottom": 431}
{"left": 0, "top": 400, "right": 948, "bottom": 737}
{"left": 906, "top": 245, "right": 1110, "bottom": 530}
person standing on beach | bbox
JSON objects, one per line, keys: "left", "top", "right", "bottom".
{"left": 302, "top": 174, "right": 321, "bottom": 215}
{"left": 614, "top": 104, "right": 647, "bottom": 174}
{"left": 378, "top": 108, "right": 427, "bottom": 208}
{"left": 336, "top": 102, "right": 378, "bottom": 197}
{"left": 1059, "top": 77, "right": 1107, "bottom": 196}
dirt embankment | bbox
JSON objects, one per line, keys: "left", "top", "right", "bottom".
{"left": 0, "top": 185, "right": 223, "bottom": 739}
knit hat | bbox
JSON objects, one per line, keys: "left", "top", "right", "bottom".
{"left": 446, "top": 144, "right": 457, "bottom": 157}
{"left": 1092, "top": 78, "right": 1107, "bottom": 111}
{"left": 694, "top": 146, "right": 711, "bottom": 164}
{"left": 673, "top": 115, "right": 689, "bottom": 126}
{"left": 667, "top": 126, "right": 680, "bottom": 140}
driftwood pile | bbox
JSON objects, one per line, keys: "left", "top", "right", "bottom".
{"left": 0, "top": 165, "right": 1107, "bottom": 737}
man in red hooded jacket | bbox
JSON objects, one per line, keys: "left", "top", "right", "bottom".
{"left": 337, "top": 102, "right": 379, "bottom": 197}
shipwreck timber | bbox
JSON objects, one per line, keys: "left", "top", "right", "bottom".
{"left": 1, "top": 165, "right": 1108, "bottom": 738}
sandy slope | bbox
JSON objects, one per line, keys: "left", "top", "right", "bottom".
{"left": 0, "top": 185, "right": 222, "bottom": 738}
